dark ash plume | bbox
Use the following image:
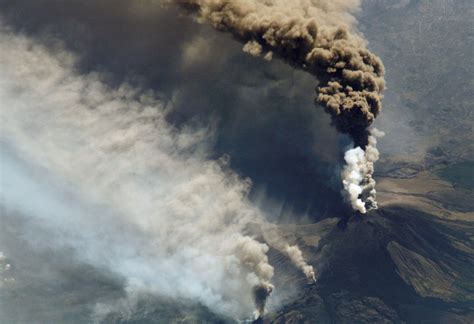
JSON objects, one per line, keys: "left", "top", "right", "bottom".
{"left": 176, "top": 0, "right": 386, "bottom": 216}
{"left": 177, "top": 0, "right": 385, "bottom": 148}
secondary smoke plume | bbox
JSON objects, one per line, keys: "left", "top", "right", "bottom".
{"left": 176, "top": 0, "right": 386, "bottom": 213}
{"left": 261, "top": 223, "right": 316, "bottom": 282}
{"left": 234, "top": 236, "right": 274, "bottom": 318}
{"left": 285, "top": 245, "right": 316, "bottom": 282}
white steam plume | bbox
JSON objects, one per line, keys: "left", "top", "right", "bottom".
{"left": 341, "top": 128, "right": 385, "bottom": 214}
{"left": 0, "top": 23, "right": 311, "bottom": 319}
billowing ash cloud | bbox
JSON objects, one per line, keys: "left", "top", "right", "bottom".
{"left": 176, "top": 0, "right": 386, "bottom": 212}
{"left": 0, "top": 23, "right": 312, "bottom": 319}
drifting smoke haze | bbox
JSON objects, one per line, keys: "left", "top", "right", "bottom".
{"left": 178, "top": 0, "right": 386, "bottom": 212}
{"left": 0, "top": 23, "right": 314, "bottom": 319}
{"left": 0, "top": 0, "right": 349, "bottom": 220}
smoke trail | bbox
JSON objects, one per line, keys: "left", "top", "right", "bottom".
{"left": 176, "top": 0, "right": 386, "bottom": 212}
{"left": 284, "top": 245, "right": 316, "bottom": 282}
{"left": 341, "top": 128, "right": 384, "bottom": 213}
{"left": 260, "top": 224, "right": 316, "bottom": 282}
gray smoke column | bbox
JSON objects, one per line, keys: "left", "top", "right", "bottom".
{"left": 176, "top": 0, "right": 386, "bottom": 213}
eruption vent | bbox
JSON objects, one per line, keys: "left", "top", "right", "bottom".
{"left": 177, "top": 0, "right": 386, "bottom": 215}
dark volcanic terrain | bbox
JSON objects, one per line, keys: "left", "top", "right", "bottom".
{"left": 268, "top": 176, "right": 474, "bottom": 323}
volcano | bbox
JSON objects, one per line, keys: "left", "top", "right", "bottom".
{"left": 0, "top": 0, "right": 473, "bottom": 323}
{"left": 268, "top": 205, "right": 474, "bottom": 322}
